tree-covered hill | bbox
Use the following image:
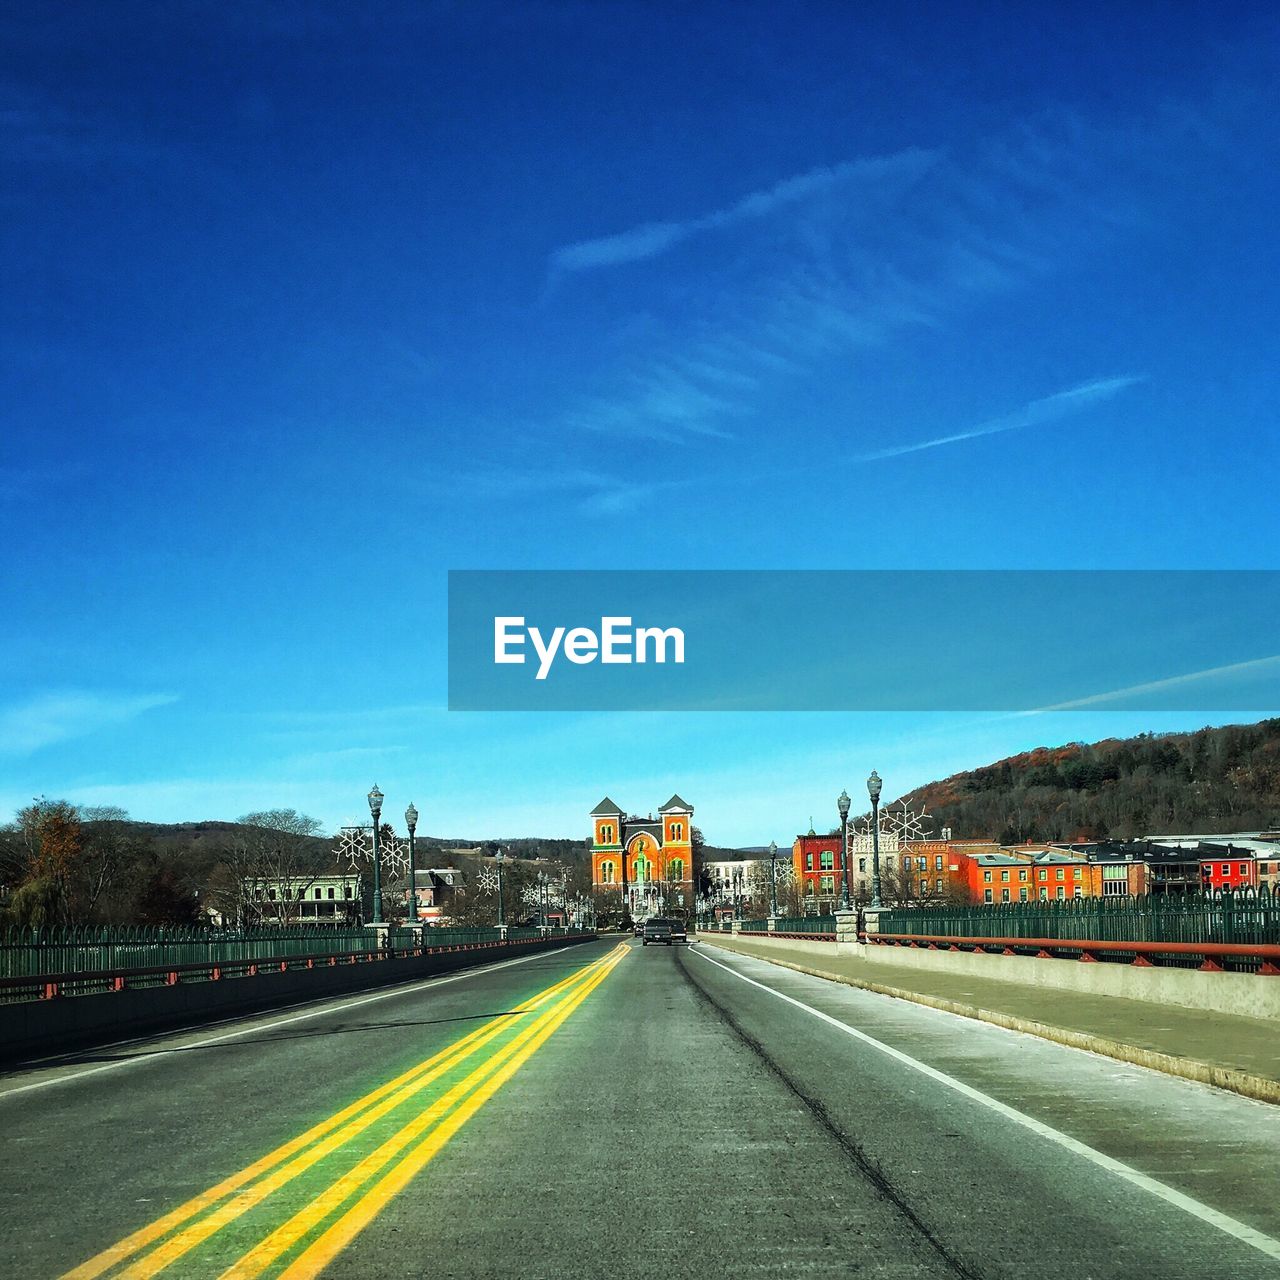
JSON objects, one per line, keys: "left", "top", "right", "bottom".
{"left": 897, "top": 719, "right": 1280, "bottom": 843}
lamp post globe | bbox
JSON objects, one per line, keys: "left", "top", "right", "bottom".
{"left": 405, "top": 803, "right": 419, "bottom": 929}
{"left": 867, "top": 771, "right": 883, "bottom": 908}
{"left": 837, "top": 789, "right": 852, "bottom": 910}
{"left": 367, "top": 785, "right": 384, "bottom": 925}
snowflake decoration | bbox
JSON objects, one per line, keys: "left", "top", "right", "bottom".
{"left": 775, "top": 859, "right": 796, "bottom": 886}
{"left": 849, "top": 801, "right": 931, "bottom": 852}
{"left": 336, "top": 826, "right": 371, "bottom": 872}
{"left": 381, "top": 832, "right": 409, "bottom": 880}
{"left": 477, "top": 866, "right": 499, "bottom": 895}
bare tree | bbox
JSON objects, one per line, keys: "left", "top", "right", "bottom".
{"left": 230, "top": 810, "right": 327, "bottom": 926}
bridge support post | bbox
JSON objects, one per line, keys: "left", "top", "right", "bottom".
{"left": 834, "top": 909, "right": 859, "bottom": 950}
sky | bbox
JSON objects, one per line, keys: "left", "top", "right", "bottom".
{"left": 3, "top": 2, "right": 1278, "bottom": 844}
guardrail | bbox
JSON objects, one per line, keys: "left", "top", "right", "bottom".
{"left": 0, "top": 930, "right": 589, "bottom": 1003}
{"left": 736, "top": 916, "right": 837, "bottom": 939}
{"left": 867, "top": 932, "right": 1280, "bottom": 975}
{"left": 872, "top": 890, "right": 1280, "bottom": 948}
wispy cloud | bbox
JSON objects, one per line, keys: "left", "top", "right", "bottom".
{"left": 1020, "top": 655, "right": 1280, "bottom": 715}
{"left": 447, "top": 464, "right": 690, "bottom": 514}
{"left": 0, "top": 692, "right": 178, "bottom": 756}
{"left": 550, "top": 150, "right": 939, "bottom": 274}
{"left": 852, "top": 375, "right": 1146, "bottom": 463}
{"left": 538, "top": 100, "right": 1211, "bottom": 445}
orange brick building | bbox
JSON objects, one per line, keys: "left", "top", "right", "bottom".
{"left": 590, "top": 795, "right": 694, "bottom": 918}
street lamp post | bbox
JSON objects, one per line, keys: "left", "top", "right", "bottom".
{"left": 495, "top": 848, "right": 506, "bottom": 929}
{"left": 837, "top": 789, "right": 852, "bottom": 909}
{"left": 868, "top": 770, "right": 884, "bottom": 908}
{"left": 368, "top": 784, "right": 384, "bottom": 925}
{"left": 405, "top": 803, "right": 418, "bottom": 929}
{"left": 769, "top": 841, "right": 779, "bottom": 918}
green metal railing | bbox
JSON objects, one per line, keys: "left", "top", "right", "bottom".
{"left": 0, "top": 923, "right": 511, "bottom": 985}
{"left": 873, "top": 889, "right": 1280, "bottom": 947}
{"left": 772, "top": 915, "right": 836, "bottom": 935}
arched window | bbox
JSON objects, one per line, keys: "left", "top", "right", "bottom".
{"left": 600, "top": 824, "right": 614, "bottom": 844}
{"left": 632, "top": 855, "right": 650, "bottom": 883}
{"left": 667, "top": 858, "right": 684, "bottom": 882}
{"left": 671, "top": 822, "right": 684, "bottom": 840}
{"left": 599, "top": 860, "right": 615, "bottom": 884}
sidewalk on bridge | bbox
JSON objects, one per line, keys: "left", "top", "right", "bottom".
{"left": 693, "top": 931, "right": 1280, "bottom": 1105}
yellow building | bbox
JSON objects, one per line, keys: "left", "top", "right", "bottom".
{"left": 590, "top": 795, "right": 694, "bottom": 918}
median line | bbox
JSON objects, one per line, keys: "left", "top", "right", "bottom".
{"left": 61, "top": 944, "right": 624, "bottom": 1280}
{"left": 275, "top": 945, "right": 626, "bottom": 1278}
{"left": 222, "top": 945, "right": 628, "bottom": 1279}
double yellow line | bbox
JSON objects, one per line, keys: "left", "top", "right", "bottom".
{"left": 64, "top": 943, "right": 627, "bottom": 1280}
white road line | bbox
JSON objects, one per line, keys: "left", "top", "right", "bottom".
{"left": 690, "top": 944, "right": 1280, "bottom": 1263}
{"left": 0, "top": 945, "right": 584, "bottom": 1101}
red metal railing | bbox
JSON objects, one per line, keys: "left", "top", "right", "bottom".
{"left": 0, "top": 933, "right": 570, "bottom": 1001}
{"left": 866, "top": 932, "right": 1280, "bottom": 974}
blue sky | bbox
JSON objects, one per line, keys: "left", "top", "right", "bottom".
{"left": 3, "top": 2, "right": 1278, "bottom": 844}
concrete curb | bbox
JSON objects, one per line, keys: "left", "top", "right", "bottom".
{"left": 695, "top": 935, "right": 1280, "bottom": 1108}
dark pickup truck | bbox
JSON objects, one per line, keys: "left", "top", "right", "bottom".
{"left": 641, "top": 918, "right": 674, "bottom": 945}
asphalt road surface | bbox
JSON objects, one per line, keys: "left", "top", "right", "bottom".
{"left": 2, "top": 935, "right": 1279, "bottom": 1279}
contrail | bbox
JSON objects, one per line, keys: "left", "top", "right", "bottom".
{"left": 854, "top": 374, "right": 1145, "bottom": 462}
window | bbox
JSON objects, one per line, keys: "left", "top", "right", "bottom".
{"left": 820, "top": 850, "right": 834, "bottom": 871}
{"left": 1073, "top": 886, "right": 1083, "bottom": 898}
{"left": 936, "top": 877, "right": 944, "bottom": 892}
{"left": 885, "top": 856, "right": 895, "bottom": 872}
{"left": 820, "top": 875, "right": 834, "bottom": 894}
{"left": 600, "top": 824, "right": 614, "bottom": 844}
{"left": 327, "top": 887, "right": 335, "bottom": 899}
{"left": 1039, "top": 869, "right": 1047, "bottom": 881}
{"left": 599, "top": 860, "right": 615, "bottom": 884}
{"left": 1056, "top": 868, "right": 1065, "bottom": 881}
{"left": 1056, "top": 886, "right": 1066, "bottom": 899}
{"left": 919, "top": 879, "right": 928, "bottom": 895}
{"left": 902, "top": 856, "right": 912, "bottom": 872}
{"left": 983, "top": 870, "right": 992, "bottom": 883}
{"left": 935, "top": 855, "right": 944, "bottom": 870}
{"left": 805, "top": 852, "right": 814, "bottom": 871}
{"left": 1018, "top": 869, "right": 1027, "bottom": 881}
{"left": 1000, "top": 869, "right": 1010, "bottom": 882}
{"left": 344, "top": 884, "right": 353, "bottom": 898}
{"left": 1073, "top": 868, "right": 1082, "bottom": 880}
{"left": 314, "top": 887, "right": 323, "bottom": 900}
{"left": 671, "top": 822, "right": 684, "bottom": 839}
{"left": 1000, "top": 889, "right": 1010, "bottom": 902}
{"left": 1019, "top": 888, "right": 1028, "bottom": 901}
{"left": 859, "top": 857, "right": 866, "bottom": 873}
{"left": 1238, "top": 863, "right": 1247, "bottom": 875}
{"left": 1040, "top": 888, "right": 1049, "bottom": 900}
{"left": 984, "top": 889, "right": 993, "bottom": 903}
{"left": 667, "top": 858, "right": 684, "bottom": 882}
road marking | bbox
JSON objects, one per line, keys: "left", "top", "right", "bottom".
{"left": 60, "top": 946, "right": 624, "bottom": 1280}
{"left": 275, "top": 946, "right": 625, "bottom": 1279}
{"left": 1, "top": 942, "right": 593, "bottom": 1102}
{"left": 690, "top": 945, "right": 1280, "bottom": 1265}
{"left": 225, "top": 946, "right": 627, "bottom": 1279}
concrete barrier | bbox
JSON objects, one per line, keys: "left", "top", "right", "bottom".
{"left": 0, "top": 933, "right": 596, "bottom": 1065}
{"left": 707, "top": 930, "right": 1280, "bottom": 1021}
{"left": 856, "top": 940, "right": 1280, "bottom": 1021}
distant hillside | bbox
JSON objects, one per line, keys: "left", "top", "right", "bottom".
{"left": 898, "top": 719, "right": 1280, "bottom": 844}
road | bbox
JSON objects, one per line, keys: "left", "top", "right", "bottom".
{"left": 2, "top": 935, "right": 1279, "bottom": 1279}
